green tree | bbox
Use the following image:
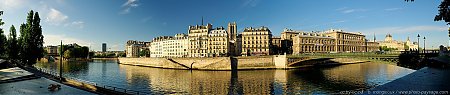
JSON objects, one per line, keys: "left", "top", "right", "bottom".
{"left": 117, "top": 52, "right": 126, "bottom": 57}
{"left": 406, "top": 0, "right": 450, "bottom": 36}
{"left": 64, "top": 49, "right": 73, "bottom": 59}
{"left": 7, "top": 25, "right": 19, "bottom": 61}
{"left": 80, "top": 46, "right": 89, "bottom": 58}
{"left": 403, "top": 43, "right": 410, "bottom": 51}
{"left": 0, "top": 11, "right": 7, "bottom": 59}
{"left": 88, "top": 51, "right": 95, "bottom": 58}
{"left": 18, "top": 10, "right": 44, "bottom": 65}
{"left": 139, "top": 49, "right": 149, "bottom": 57}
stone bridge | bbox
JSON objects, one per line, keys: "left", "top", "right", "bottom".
{"left": 368, "top": 57, "right": 399, "bottom": 63}
{"left": 286, "top": 57, "right": 335, "bottom": 67}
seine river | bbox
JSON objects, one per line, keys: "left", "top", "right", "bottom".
{"left": 35, "top": 59, "right": 415, "bottom": 94}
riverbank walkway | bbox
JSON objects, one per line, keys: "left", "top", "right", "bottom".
{"left": 0, "top": 67, "right": 94, "bottom": 94}
{"left": 366, "top": 67, "right": 450, "bottom": 94}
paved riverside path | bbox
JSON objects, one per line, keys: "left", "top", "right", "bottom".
{"left": 0, "top": 67, "right": 34, "bottom": 81}
{"left": 0, "top": 67, "right": 94, "bottom": 95}
{"left": 365, "top": 67, "right": 450, "bottom": 94}
{"left": 0, "top": 77, "right": 95, "bottom": 95}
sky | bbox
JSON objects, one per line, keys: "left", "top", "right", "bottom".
{"left": 0, "top": 0, "right": 449, "bottom": 51}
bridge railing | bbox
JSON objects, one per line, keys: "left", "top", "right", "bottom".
{"left": 33, "top": 66, "right": 152, "bottom": 95}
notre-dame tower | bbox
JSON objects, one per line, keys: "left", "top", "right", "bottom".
{"left": 227, "top": 22, "right": 237, "bottom": 41}
{"left": 227, "top": 22, "right": 237, "bottom": 55}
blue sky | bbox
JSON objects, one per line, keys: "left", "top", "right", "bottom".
{"left": 0, "top": 0, "right": 449, "bottom": 51}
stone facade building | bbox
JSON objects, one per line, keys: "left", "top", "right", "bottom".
{"left": 378, "top": 34, "right": 405, "bottom": 51}
{"left": 208, "top": 27, "right": 229, "bottom": 57}
{"left": 235, "top": 34, "right": 242, "bottom": 55}
{"left": 324, "top": 29, "right": 367, "bottom": 52}
{"left": 45, "top": 46, "right": 59, "bottom": 56}
{"left": 378, "top": 34, "right": 419, "bottom": 51}
{"left": 126, "top": 40, "right": 148, "bottom": 57}
{"left": 188, "top": 22, "right": 236, "bottom": 57}
{"left": 150, "top": 34, "right": 189, "bottom": 58}
{"left": 293, "top": 32, "right": 336, "bottom": 53}
{"left": 367, "top": 41, "right": 379, "bottom": 52}
{"left": 280, "top": 28, "right": 302, "bottom": 54}
{"left": 405, "top": 37, "right": 419, "bottom": 50}
{"left": 241, "top": 26, "right": 272, "bottom": 56}
{"left": 271, "top": 37, "right": 282, "bottom": 54}
{"left": 293, "top": 29, "right": 372, "bottom": 54}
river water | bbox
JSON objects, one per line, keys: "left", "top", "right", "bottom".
{"left": 34, "top": 59, "right": 415, "bottom": 94}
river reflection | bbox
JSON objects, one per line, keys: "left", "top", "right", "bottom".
{"left": 34, "top": 60, "right": 414, "bottom": 94}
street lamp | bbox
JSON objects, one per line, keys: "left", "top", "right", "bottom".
{"left": 59, "top": 40, "right": 63, "bottom": 81}
{"left": 417, "top": 34, "right": 420, "bottom": 53}
{"left": 423, "top": 37, "right": 426, "bottom": 53}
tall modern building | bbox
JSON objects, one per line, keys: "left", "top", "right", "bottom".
{"left": 102, "top": 43, "right": 107, "bottom": 52}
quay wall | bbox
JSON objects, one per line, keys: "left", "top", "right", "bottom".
{"left": 118, "top": 56, "right": 370, "bottom": 70}
{"left": 118, "top": 56, "right": 275, "bottom": 70}
{"left": 117, "top": 58, "right": 187, "bottom": 69}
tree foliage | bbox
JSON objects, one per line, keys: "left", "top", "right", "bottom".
{"left": 61, "top": 44, "right": 90, "bottom": 59}
{"left": 139, "top": 49, "right": 149, "bottom": 57}
{"left": 403, "top": 43, "right": 410, "bottom": 51}
{"left": 7, "top": 25, "right": 19, "bottom": 61}
{"left": 0, "top": 11, "right": 6, "bottom": 59}
{"left": 379, "top": 46, "right": 398, "bottom": 51}
{"left": 405, "top": 0, "right": 450, "bottom": 24}
{"left": 64, "top": 49, "right": 73, "bottom": 59}
{"left": 93, "top": 52, "right": 117, "bottom": 58}
{"left": 18, "top": 10, "right": 44, "bottom": 65}
{"left": 406, "top": 0, "right": 450, "bottom": 37}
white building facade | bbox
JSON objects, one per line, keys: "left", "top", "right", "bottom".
{"left": 150, "top": 34, "right": 189, "bottom": 58}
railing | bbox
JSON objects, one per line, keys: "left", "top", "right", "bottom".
{"left": 33, "top": 67, "right": 151, "bottom": 95}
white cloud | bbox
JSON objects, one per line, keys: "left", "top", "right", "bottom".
{"left": 120, "top": 0, "right": 139, "bottom": 14}
{"left": 241, "top": 0, "right": 260, "bottom": 8}
{"left": 356, "top": 25, "right": 447, "bottom": 35}
{"left": 337, "top": 7, "right": 366, "bottom": 14}
{"left": 110, "top": 44, "right": 122, "bottom": 51}
{"left": 0, "top": 0, "right": 26, "bottom": 10}
{"left": 46, "top": 8, "right": 68, "bottom": 25}
{"left": 331, "top": 20, "right": 346, "bottom": 24}
{"left": 44, "top": 34, "right": 91, "bottom": 46}
{"left": 342, "top": 9, "right": 355, "bottom": 14}
{"left": 385, "top": 8, "right": 402, "bottom": 11}
{"left": 141, "top": 16, "right": 152, "bottom": 23}
{"left": 336, "top": 7, "right": 348, "bottom": 11}
{"left": 71, "top": 21, "right": 84, "bottom": 29}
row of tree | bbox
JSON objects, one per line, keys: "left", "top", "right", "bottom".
{"left": 61, "top": 44, "right": 90, "bottom": 59}
{"left": 0, "top": 10, "right": 45, "bottom": 66}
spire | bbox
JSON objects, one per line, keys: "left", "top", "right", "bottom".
{"left": 373, "top": 32, "right": 376, "bottom": 42}
{"left": 201, "top": 16, "right": 204, "bottom": 26}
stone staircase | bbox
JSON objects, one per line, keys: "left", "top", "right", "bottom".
{"left": 167, "top": 58, "right": 191, "bottom": 69}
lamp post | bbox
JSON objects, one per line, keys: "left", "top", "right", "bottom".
{"left": 423, "top": 37, "right": 426, "bottom": 53}
{"left": 417, "top": 34, "right": 420, "bottom": 53}
{"left": 59, "top": 40, "right": 63, "bottom": 81}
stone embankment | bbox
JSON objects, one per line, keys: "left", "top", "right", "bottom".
{"left": 118, "top": 55, "right": 371, "bottom": 70}
{"left": 118, "top": 57, "right": 274, "bottom": 70}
